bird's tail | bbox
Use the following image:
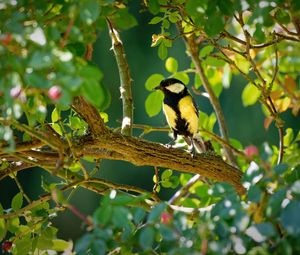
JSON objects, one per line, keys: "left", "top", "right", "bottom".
{"left": 190, "top": 133, "right": 214, "bottom": 154}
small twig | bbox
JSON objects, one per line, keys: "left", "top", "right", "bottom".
{"left": 60, "top": 18, "right": 74, "bottom": 48}
{"left": 65, "top": 204, "right": 93, "bottom": 226}
{"left": 200, "top": 129, "right": 247, "bottom": 159}
{"left": 267, "top": 97, "right": 284, "bottom": 164}
{"left": 85, "top": 43, "right": 93, "bottom": 61}
{"left": 12, "top": 172, "right": 31, "bottom": 204}
{"left": 0, "top": 180, "right": 82, "bottom": 219}
{"left": 269, "top": 34, "right": 279, "bottom": 90}
{"left": 107, "top": 18, "right": 133, "bottom": 136}
{"left": 168, "top": 174, "right": 202, "bottom": 205}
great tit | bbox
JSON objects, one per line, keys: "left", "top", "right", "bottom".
{"left": 155, "top": 78, "right": 205, "bottom": 154}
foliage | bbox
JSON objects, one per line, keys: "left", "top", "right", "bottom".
{"left": 0, "top": 0, "right": 300, "bottom": 254}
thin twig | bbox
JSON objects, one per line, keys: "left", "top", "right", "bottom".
{"left": 107, "top": 18, "right": 133, "bottom": 136}
{"left": 0, "top": 180, "right": 82, "bottom": 219}
{"left": 168, "top": 174, "right": 202, "bottom": 205}
{"left": 65, "top": 204, "right": 93, "bottom": 226}
{"left": 60, "top": 18, "right": 74, "bottom": 48}
{"left": 12, "top": 172, "right": 31, "bottom": 204}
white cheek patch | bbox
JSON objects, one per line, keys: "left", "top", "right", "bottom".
{"left": 165, "top": 83, "right": 185, "bottom": 93}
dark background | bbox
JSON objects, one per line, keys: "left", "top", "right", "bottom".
{"left": 0, "top": 3, "right": 298, "bottom": 242}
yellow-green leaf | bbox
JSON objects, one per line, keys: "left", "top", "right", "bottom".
{"left": 242, "top": 84, "right": 261, "bottom": 106}
{"left": 165, "top": 57, "right": 178, "bottom": 73}
{"left": 145, "top": 74, "right": 165, "bottom": 91}
{"left": 145, "top": 91, "right": 164, "bottom": 117}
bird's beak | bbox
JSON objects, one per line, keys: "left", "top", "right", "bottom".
{"left": 154, "top": 85, "right": 161, "bottom": 90}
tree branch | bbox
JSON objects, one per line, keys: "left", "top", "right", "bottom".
{"left": 107, "top": 18, "right": 133, "bottom": 136}
{"left": 182, "top": 33, "right": 238, "bottom": 167}
{"left": 72, "top": 96, "right": 107, "bottom": 137}
{"left": 74, "top": 132, "right": 245, "bottom": 195}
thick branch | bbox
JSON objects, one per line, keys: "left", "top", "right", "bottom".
{"left": 107, "top": 18, "right": 133, "bottom": 136}
{"left": 72, "top": 96, "right": 107, "bottom": 137}
{"left": 74, "top": 132, "right": 245, "bottom": 195}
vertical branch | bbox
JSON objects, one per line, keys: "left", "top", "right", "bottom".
{"left": 106, "top": 18, "right": 133, "bottom": 136}
{"left": 182, "top": 33, "right": 238, "bottom": 167}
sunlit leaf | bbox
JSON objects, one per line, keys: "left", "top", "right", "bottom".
{"left": 11, "top": 192, "right": 23, "bottom": 212}
{"left": 242, "top": 84, "right": 261, "bottom": 106}
{"left": 165, "top": 57, "right": 178, "bottom": 73}
{"left": 145, "top": 91, "right": 164, "bottom": 117}
{"left": 145, "top": 74, "right": 165, "bottom": 91}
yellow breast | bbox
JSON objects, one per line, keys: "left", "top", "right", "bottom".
{"left": 162, "top": 104, "right": 177, "bottom": 130}
{"left": 178, "top": 96, "right": 199, "bottom": 136}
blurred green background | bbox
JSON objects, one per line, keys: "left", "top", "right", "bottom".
{"left": 1, "top": 3, "right": 299, "bottom": 243}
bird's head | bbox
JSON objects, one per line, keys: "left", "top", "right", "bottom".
{"left": 154, "top": 78, "right": 186, "bottom": 94}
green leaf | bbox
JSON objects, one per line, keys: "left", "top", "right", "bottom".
{"left": 158, "top": 43, "right": 168, "bottom": 60}
{"left": 24, "top": 73, "right": 50, "bottom": 88}
{"left": 139, "top": 226, "right": 155, "bottom": 250}
{"left": 7, "top": 217, "right": 20, "bottom": 233}
{"left": 266, "top": 188, "right": 286, "bottom": 218}
{"left": 28, "top": 51, "right": 53, "bottom": 70}
{"left": 69, "top": 162, "right": 81, "bottom": 172}
{"left": 91, "top": 240, "right": 106, "bottom": 255}
{"left": 173, "top": 72, "right": 189, "bottom": 85}
{"left": 162, "top": 19, "right": 170, "bottom": 29}
{"left": 162, "top": 169, "right": 173, "bottom": 180}
{"left": 242, "top": 84, "right": 261, "bottom": 106}
{"left": 51, "top": 108, "right": 60, "bottom": 123}
{"left": 194, "top": 74, "right": 202, "bottom": 88}
{"left": 284, "top": 128, "right": 294, "bottom": 147}
{"left": 112, "top": 207, "right": 130, "bottom": 228}
{"left": 275, "top": 8, "right": 291, "bottom": 24}
{"left": 217, "top": 0, "right": 234, "bottom": 15}
{"left": 274, "top": 164, "right": 289, "bottom": 175}
{"left": 51, "top": 123, "right": 63, "bottom": 136}
{"left": 168, "top": 12, "right": 181, "bottom": 23}
{"left": 280, "top": 200, "right": 300, "bottom": 236}
{"left": 52, "top": 239, "right": 71, "bottom": 251}
{"left": 148, "top": 203, "right": 167, "bottom": 223}
{"left": 79, "top": 65, "right": 103, "bottom": 81}
{"left": 149, "top": 16, "right": 163, "bottom": 24}
{"left": 75, "top": 234, "right": 93, "bottom": 253}
{"left": 80, "top": 0, "right": 100, "bottom": 25}
{"left": 149, "top": 0, "right": 160, "bottom": 14}
{"left": 253, "top": 23, "right": 266, "bottom": 43}
{"left": 200, "top": 45, "right": 214, "bottom": 58}
{"left": 204, "top": 13, "right": 224, "bottom": 37}
{"left": 69, "top": 116, "right": 82, "bottom": 130}
{"left": 11, "top": 192, "right": 23, "bottom": 211}
{"left": 115, "top": 9, "right": 138, "bottom": 30}
{"left": 145, "top": 74, "right": 165, "bottom": 91}
{"left": 205, "top": 56, "right": 225, "bottom": 67}
{"left": 165, "top": 57, "right": 178, "bottom": 73}
{"left": 81, "top": 79, "right": 105, "bottom": 108}
{"left": 0, "top": 218, "right": 6, "bottom": 241}
{"left": 93, "top": 204, "right": 112, "bottom": 226}
{"left": 145, "top": 91, "right": 164, "bottom": 117}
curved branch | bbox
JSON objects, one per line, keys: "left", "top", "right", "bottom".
{"left": 74, "top": 132, "right": 245, "bottom": 195}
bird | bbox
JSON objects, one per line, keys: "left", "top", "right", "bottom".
{"left": 155, "top": 78, "right": 205, "bottom": 155}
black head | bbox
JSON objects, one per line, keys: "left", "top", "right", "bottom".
{"left": 154, "top": 78, "right": 186, "bottom": 94}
